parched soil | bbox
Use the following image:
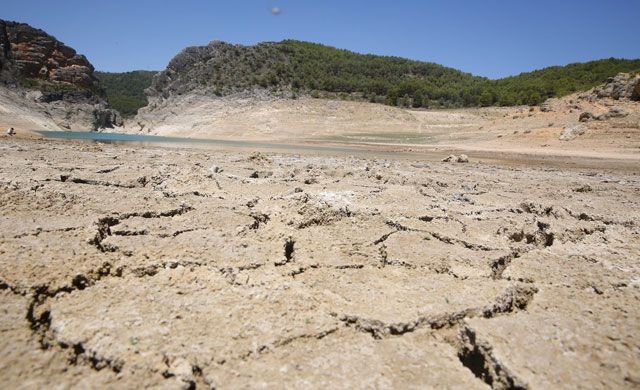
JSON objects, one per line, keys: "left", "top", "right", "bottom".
{"left": 0, "top": 137, "right": 638, "bottom": 389}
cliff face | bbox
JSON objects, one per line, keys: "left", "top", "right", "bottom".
{"left": 0, "top": 20, "right": 99, "bottom": 89}
{"left": 0, "top": 19, "right": 122, "bottom": 130}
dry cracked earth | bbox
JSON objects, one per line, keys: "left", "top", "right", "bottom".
{"left": 0, "top": 138, "right": 639, "bottom": 389}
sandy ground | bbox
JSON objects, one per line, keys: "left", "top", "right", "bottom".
{"left": 129, "top": 92, "right": 640, "bottom": 162}
{"left": 0, "top": 136, "right": 639, "bottom": 389}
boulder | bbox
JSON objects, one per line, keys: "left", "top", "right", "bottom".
{"left": 579, "top": 112, "right": 596, "bottom": 122}
{"left": 559, "top": 124, "right": 586, "bottom": 141}
{"left": 442, "top": 154, "right": 469, "bottom": 163}
{"left": 607, "top": 106, "right": 628, "bottom": 118}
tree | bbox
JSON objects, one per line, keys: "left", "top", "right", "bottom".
{"left": 385, "top": 89, "right": 399, "bottom": 106}
{"left": 479, "top": 91, "right": 494, "bottom": 107}
{"left": 412, "top": 90, "right": 424, "bottom": 108}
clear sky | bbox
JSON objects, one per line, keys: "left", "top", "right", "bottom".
{"left": 3, "top": 0, "right": 639, "bottom": 79}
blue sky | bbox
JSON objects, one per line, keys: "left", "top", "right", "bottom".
{"left": 3, "top": 0, "right": 639, "bottom": 78}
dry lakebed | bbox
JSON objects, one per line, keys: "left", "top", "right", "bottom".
{"left": 0, "top": 136, "right": 639, "bottom": 389}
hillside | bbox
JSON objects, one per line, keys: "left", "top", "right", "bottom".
{"left": 95, "top": 71, "right": 157, "bottom": 116}
{"left": 146, "top": 40, "right": 486, "bottom": 109}
{"left": 143, "top": 39, "right": 640, "bottom": 109}
{"left": 487, "top": 58, "right": 640, "bottom": 106}
{"left": 0, "top": 19, "right": 122, "bottom": 130}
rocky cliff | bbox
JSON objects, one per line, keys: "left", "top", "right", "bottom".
{"left": 0, "top": 20, "right": 98, "bottom": 89}
{"left": 0, "top": 19, "right": 122, "bottom": 130}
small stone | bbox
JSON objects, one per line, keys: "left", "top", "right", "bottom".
{"left": 579, "top": 112, "right": 596, "bottom": 122}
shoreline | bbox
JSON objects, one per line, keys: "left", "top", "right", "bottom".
{"left": 14, "top": 130, "right": 640, "bottom": 172}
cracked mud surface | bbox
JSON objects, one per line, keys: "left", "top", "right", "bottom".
{"left": 1, "top": 138, "right": 639, "bottom": 389}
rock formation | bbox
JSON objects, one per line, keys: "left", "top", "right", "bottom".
{"left": 0, "top": 19, "right": 122, "bottom": 130}
{"left": 0, "top": 19, "right": 99, "bottom": 90}
{"left": 579, "top": 107, "right": 629, "bottom": 122}
{"left": 592, "top": 72, "right": 640, "bottom": 101}
{"left": 143, "top": 40, "right": 287, "bottom": 106}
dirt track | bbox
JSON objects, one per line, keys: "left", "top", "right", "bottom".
{"left": 1, "top": 137, "right": 639, "bottom": 388}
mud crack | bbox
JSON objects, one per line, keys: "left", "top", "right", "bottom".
{"left": 373, "top": 219, "right": 424, "bottom": 245}
{"left": 337, "top": 284, "right": 538, "bottom": 339}
{"left": 458, "top": 326, "right": 528, "bottom": 389}
{"left": 89, "top": 205, "right": 194, "bottom": 252}
{"left": 236, "top": 327, "right": 340, "bottom": 362}
{"left": 429, "top": 232, "right": 497, "bottom": 252}
{"left": 25, "top": 262, "right": 124, "bottom": 374}
{"left": 12, "top": 226, "right": 80, "bottom": 239}
{"left": 59, "top": 174, "right": 147, "bottom": 188}
{"left": 491, "top": 252, "right": 519, "bottom": 280}
{"left": 275, "top": 237, "right": 296, "bottom": 266}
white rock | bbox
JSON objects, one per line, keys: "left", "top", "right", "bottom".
{"left": 559, "top": 124, "right": 586, "bottom": 141}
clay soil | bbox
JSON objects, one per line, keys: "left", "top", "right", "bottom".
{"left": 1, "top": 131, "right": 639, "bottom": 388}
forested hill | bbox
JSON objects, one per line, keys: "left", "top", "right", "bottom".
{"left": 487, "top": 58, "right": 640, "bottom": 106}
{"left": 146, "top": 39, "right": 487, "bottom": 108}
{"left": 95, "top": 71, "right": 157, "bottom": 116}
{"left": 106, "top": 40, "right": 640, "bottom": 111}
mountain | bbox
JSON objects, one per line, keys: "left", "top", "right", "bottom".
{"left": 0, "top": 19, "right": 121, "bottom": 129}
{"left": 144, "top": 39, "right": 640, "bottom": 109}
{"left": 96, "top": 71, "right": 157, "bottom": 117}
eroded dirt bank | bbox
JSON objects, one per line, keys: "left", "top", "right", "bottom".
{"left": 0, "top": 138, "right": 639, "bottom": 389}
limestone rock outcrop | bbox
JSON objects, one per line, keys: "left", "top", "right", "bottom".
{"left": 593, "top": 73, "right": 640, "bottom": 101}
{"left": 0, "top": 19, "right": 99, "bottom": 90}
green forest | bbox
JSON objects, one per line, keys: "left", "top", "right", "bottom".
{"left": 95, "top": 71, "right": 156, "bottom": 116}
{"left": 97, "top": 41, "right": 640, "bottom": 114}
{"left": 276, "top": 41, "right": 640, "bottom": 108}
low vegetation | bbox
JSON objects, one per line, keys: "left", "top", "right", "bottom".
{"left": 95, "top": 71, "right": 157, "bottom": 116}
